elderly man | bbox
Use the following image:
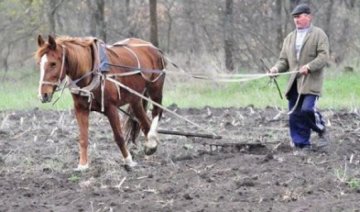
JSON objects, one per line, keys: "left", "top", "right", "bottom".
{"left": 269, "top": 4, "right": 330, "bottom": 149}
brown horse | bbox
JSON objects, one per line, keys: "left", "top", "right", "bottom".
{"left": 35, "top": 35, "right": 166, "bottom": 170}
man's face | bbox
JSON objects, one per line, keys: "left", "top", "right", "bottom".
{"left": 293, "top": 13, "right": 312, "bottom": 29}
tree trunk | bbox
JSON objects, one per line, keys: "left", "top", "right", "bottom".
{"left": 96, "top": 0, "right": 106, "bottom": 42}
{"left": 46, "top": 0, "right": 65, "bottom": 35}
{"left": 87, "top": 0, "right": 97, "bottom": 36}
{"left": 275, "top": 0, "right": 283, "bottom": 50}
{"left": 124, "top": 0, "right": 134, "bottom": 37}
{"left": 149, "top": 0, "right": 159, "bottom": 47}
{"left": 164, "top": 1, "right": 175, "bottom": 52}
{"left": 324, "top": 0, "right": 334, "bottom": 38}
{"left": 47, "top": 0, "right": 57, "bottom": 35}
{"left": 184, "top": 0, "right": 199, "bottom": 53}
{"left": 224, "top": 0, "right": 234, "bottom": 72}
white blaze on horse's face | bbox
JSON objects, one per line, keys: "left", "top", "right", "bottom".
{"left": 38, "top": 51, "right": 63, "bottom": 103}
{"left": 38, "top": 53, "right": 56, "bottom": 103}
{"left": 38, "top": 54, "right": 48, "bottom": 98}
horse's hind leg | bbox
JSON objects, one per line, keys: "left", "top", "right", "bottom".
{"left": 146, "top": 77, "right": 165, "bottom": 151}
{"left": 106, "top": 105, "right": 137, "bottom": 167}
{"left": 123, "top": 92, "right": 149, "bottom": 146}
{"left": 130, "top": 100, "right": 158, "bottom": 155}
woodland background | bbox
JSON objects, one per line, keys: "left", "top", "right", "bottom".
{"left": 0, "top": 0, "right": 359, "bottom": 74}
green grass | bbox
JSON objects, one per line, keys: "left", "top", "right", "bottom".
{"left": 0, "top": 70, "right": 73, "bottom": 110}
{"left": 0, "top": 68, "right": 359, "bottom": 110}
{"left": 347, "top": 178, "right": 360, "bottom": 190}
{"left": 164, "top": 70, "right": 360, "bottom": 109}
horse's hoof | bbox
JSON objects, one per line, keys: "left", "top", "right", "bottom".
{"left": 74, "top": 163, "right": 89, "bottom": 171}
{"left": 144, "top": 145, "right": 157, "bottom": 155}
{"left": 124, "top": 154, "right": 137, "bottom": 167}
{"left": 126, "top": 160, "right": 138, "bottom": 167}
{"left": 144, "top": 134, "right": 159, "bottom": 155}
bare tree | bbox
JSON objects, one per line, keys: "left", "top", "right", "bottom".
{"left": 224, "top": 0, "right": 234, "bottom": 71}
{"left": 96, "top": 0, "right": 107, "bottom": 42}
{"left": 45, "top": 0, "right": 65, "bottom": 35}
{"left": 124, "top": 0, "right": 133, "bottom": 37}
{"left": 149, "top": 0, "right": 159, "bottom": 47}
{"left": 163, "top": 0, "right": 176, "bottom": 52}
{"left": 324, "top": 0, "right": 334, "bottom": 38}
{"left": 275, "top": 0, "right": 283, "bottom": 50}
{"left": 86, "top": 0, "right": 107, "bottom": 41}
{"left": 87, "top": 0, "right": 97, "bottom": 36}
{"left": 1, "top": 0, "right": 360, "bottom": 72}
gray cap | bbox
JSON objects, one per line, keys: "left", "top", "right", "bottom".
{"left": 291, "top": 4, "right": 311, "bottom": 16}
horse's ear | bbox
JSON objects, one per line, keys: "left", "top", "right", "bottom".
{"left": 37, "top": 35, "right": 45, "bottom": 47}
{"left": 48, "top": 35, "right": 57, "bottom": 50}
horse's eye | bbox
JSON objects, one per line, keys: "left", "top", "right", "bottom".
{"left": 50, "top": 62, "right": 56, "bottom": 67}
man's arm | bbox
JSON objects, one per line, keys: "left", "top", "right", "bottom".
{"left": 274, "top": 37, "right": 290, "bottom": 73}
{"left": 306, "top": 30, "right": 330, "bottom": 72}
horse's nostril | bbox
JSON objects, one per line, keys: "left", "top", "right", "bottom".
{"left": 40, "top": 93, "right": 52, "bottom": 103}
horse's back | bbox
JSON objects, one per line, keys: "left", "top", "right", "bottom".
{"left": 112, "top": 38, "right": 152, "bottom": 47}
{"left": 111, "top": 38, "right": 165, "bottom": 71}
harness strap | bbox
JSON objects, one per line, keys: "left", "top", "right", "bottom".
{"left": 40, "top": 45, "right": 67, "bottom": 87}
{"left": 58, "top": 39, "right": 166, "bottom": 113}
{"left": 106, "top": 76, "right": 218, "bottom": 136}
{"left": 123, "top": 46, "right": 141, "bottom": 69}
{"left": 67, "top": 73, "right": 101, "bottom": 97}
{"left": 112, "top": 41, "right": 165, "bottom": 82}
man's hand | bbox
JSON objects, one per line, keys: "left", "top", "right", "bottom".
{"left": 299, "top": 65, "right": 310, "bottom": 75}
{"left": 267, "top": 67, "right": 279, "bottom": 77}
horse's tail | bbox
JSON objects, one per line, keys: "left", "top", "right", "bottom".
{"left": 162, "top": 54, "right": 181, "bottom": 70}
{"left": 156, "top": 49, "right": 168, "bottom": 71}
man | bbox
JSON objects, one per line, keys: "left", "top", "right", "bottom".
{"left": 269, "top": 4, "right": 330, "bottom": 149}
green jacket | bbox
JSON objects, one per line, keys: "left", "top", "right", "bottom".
{"left": 274, "top": 25, "right": 330, "bottom": 98}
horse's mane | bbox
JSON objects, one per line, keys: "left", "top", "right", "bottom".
{"left": 35, "top": 36, "right": 96, "bottom": 76}
{"left": 35, "top": 36, "right": 95, "bottom": 63}
{"left": 56, "top": 36, "right": 95, "bottom": 47}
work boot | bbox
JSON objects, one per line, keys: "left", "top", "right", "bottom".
{"left": 316, "top": 129, "right": 329, "bottom": 148}
{"left": 293, "top": 144, "right": 313, "bottom": 156}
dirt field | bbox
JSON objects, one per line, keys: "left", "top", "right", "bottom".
{"left": 0, "top": 106, "right": 360, "bottom": 211}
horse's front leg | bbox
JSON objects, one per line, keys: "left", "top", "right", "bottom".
{"left": 106, "top": 105, "right": 137, "bottom": 167}
{"left": 74, "top": 106, "right": 90, "bottom": 171}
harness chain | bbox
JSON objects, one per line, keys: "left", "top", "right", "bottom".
{"left": 106, "top": 77, "right": 217, "bottom": 136}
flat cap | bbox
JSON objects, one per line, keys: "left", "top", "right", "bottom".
{"left": 291, "top": 4, "right": 311, "bottom": 16}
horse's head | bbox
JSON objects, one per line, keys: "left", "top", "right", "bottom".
{"left": 35, "top": 35, "right": 67, "bottom": 103}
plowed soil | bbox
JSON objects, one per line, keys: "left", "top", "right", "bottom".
{"left": 1, "top": 106, "right": 360, "bottom": 211}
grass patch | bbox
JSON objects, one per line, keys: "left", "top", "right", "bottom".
{"left": 164, "top": 70, "right": 360, "bottom": 109}
{"left": 0, "top": 70, "right": 73, "bottom": 110}
{"left": 0, "top": 68, "right": 359, "bottom": 110}
{"left": 67, "top": 174, "right": 81, "bottom": 183}
{"left": 347, "top": 178, "right": 360, "bottom": 190}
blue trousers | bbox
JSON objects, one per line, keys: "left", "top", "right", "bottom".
{"left": 288, "top": 82, "right": 325, "bottom": 147}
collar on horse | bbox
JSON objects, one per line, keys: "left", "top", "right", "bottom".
{"left": 66, "top": 40, "right": 106, "bottom": 96}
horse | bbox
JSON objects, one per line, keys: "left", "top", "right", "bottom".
{"left": 35, "top": 35, "right": 166, "bottom": 170}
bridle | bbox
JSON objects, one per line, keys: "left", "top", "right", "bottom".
{"left": 40, "top": 45, "right": 67, "bottom": 90}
